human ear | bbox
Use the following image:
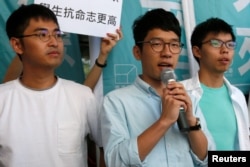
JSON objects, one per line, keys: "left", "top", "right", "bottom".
{"left": 10, "top": 38, "right": 23, "bottom": 55}
{"left": 192, "top": 46, "right": 201, "bottom": 59}
{"left": 133, "top": 45, "right": 142, "bottom": 60}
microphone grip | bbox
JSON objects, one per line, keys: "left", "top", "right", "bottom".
{"left": 177, "top": 107, "right": 189, "bottom": 132}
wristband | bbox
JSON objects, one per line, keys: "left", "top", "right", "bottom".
{"left": 189, "top": 117, "right": 201, "bottom": 131}
{"left": 95, "top": 58, "right": 107, "bottom": 68}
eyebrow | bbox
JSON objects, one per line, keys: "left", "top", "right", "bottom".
{"left": 151, "top": 37, "right": 180, "bottom": 42}
{"left": 169, "top": 38, "right": 180, "bottom": 42}
{"left": 33, "top": 28, "right": 61, "bottom": 33}
{"left": 209, "top": 38, "right": 234, "bottom": 43}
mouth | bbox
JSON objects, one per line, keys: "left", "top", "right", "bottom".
{"left": 47, "top": 51, "right": 60, "bottom": 57}
{"left": 219, "top": 58, "right": 230, "bottom": 64}
{"left": 158, "top": 63, "right": 173, "bottom": 69}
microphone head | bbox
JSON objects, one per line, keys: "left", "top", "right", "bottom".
{"left": 161, "top": 68, "right": 176, "bottom": 84}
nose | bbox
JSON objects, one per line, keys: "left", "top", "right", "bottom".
{"left": 161, "top": 44, "right": 172, "bottom": 58}
{"left": 221, "top": 42, "right": 229, "bottom": 49}
{"left": 220, "top": 44, "right": 230, "bottom": 54}
{"left": 48, "top": 35, "right": 59, "bottom": 46}
{"left": 221, "top": 42, "right": 228, "bottom": 48}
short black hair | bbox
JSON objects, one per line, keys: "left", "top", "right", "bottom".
{"left": 191, "top": 18, "right": 235, "bottom": 64}
{"left": 6, "top": 4, "right": 59, "bottom": 39}
{"left": 132, "top": 8, "right": 181, "bottom": 49}
{"left": 191, "top": 17, "right": 235, "bottom": 48}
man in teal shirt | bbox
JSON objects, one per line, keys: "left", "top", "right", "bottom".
{"left": 182, "top": 18, "right": 250, "bottom": 150}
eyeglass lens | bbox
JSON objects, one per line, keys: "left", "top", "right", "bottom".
{"left": 210, "top": 39, "right": 236, "bottom": 49}
{"left": 150, "top": 38, "right": 183, "bottom": 54}
{"left": 39, "top": 30, "right": 64, "bottom": 42}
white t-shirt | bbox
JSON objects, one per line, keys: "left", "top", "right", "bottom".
{"left": 0, "top": 78, "right": 102, "bottom": 167}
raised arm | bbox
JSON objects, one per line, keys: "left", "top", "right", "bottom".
{"left": 3, "top": 55, "right": 22, "bottom": 83}
{"left": 83, "top": 29, "right": 122, "bottom": 90}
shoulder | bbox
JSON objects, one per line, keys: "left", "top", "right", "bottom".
{"left": 0, "top": 80, "right": 17, "bottom": 112}
{"left": 224, "top": 78, "right": 245, "bottom": 97}
{"left": 59, "top": 78, "right": 96, "bottom": 106}
{"left": 180, "top": 78, "right": 193, "bottom": 85}
{"left": 103, "top": 85, "right": 139, "bottom": 107}
{"left": 181, "top": 76, "right": 202, "bottom": 98}
{"left": 105, "top": 84, "right": 136, "bottom": 99}
{"left": 0, "top": 80, "right": 17, "bottom": 94}
{"left": 229, "top": 83, "right": 244, "bottom": 94}
{"left": 59, "top": 78, "right": 93, "bottom": 95}
{"left": 230, "top": 85, "right": 247, "bottom": 101}
{"left": 59, "top": 78, "right": 97, "bottom": 112}
{"left": 180, "top": 74, "right": 200, "bottom": 90}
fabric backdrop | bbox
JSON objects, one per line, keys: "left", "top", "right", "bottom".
{"left": 1, "top": 0, "right": 249, "bottom": 95}
{"left": 102, "top": 0, "right": 250, "bottom": 95}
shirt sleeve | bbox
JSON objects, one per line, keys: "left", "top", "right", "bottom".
{"left": 86, "top": 90, "right": 103, "bottom": 147}
{"left": 101, "top": 95, "right": 143, "bottom": 167}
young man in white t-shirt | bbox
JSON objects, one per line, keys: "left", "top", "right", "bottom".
{"left": 0, "top": 4, "right": 122, "bottom": 167}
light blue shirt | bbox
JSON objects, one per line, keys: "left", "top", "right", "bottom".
{"left": 101, "top": 76, "right": 215, "bottom": 167}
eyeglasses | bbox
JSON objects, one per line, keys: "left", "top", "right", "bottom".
{"left": 201, "top": 39, "right": 236, "bottom": 50}
{"left": 17, "top": 30, "right": 65, "bottom": 42}
{"left": 137, "top": 38, "right": 184, "bottom": 54}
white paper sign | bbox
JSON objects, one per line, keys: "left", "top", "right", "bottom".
{"left": 34, "top": 0, "right": 123, "bottom": 37}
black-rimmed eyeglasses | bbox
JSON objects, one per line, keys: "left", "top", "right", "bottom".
{"left": 17, "top": 30, "right": 65, "bottom": 42}
{"left": 137, "top": 38, "right": 184, "bottom": 54}
{"left": 201, "top": 39, "right": 236, "bottom": 50}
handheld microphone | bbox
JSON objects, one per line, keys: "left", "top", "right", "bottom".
{"left": 161, "top": 68, "right": 189, "bottom": 132}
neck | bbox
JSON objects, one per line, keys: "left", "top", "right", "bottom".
{"left": 198, "top": 70, "right": 224, "bottom": 88}
{"left": 19, "top": 74, "right": 58, "bottom": 91}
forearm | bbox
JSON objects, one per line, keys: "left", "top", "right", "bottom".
{"left": 83, "top": 64, "right": 103, "bottom": 90}
{"left": 188, "top": 130, "right": 208, "bottom": 160}
{"left": 186, "top": 116, "right": 208, "bottom": 160}
{"left": 83, "top": 29, "right": 121, "bottom": 90}
{"left": 99, "top": 147, "right": 106, "bottom": 167}
{"left": 138, "top": 118, "right": 171, "bottom": 161}
{"left": 83, "top": 54, "right": 107, "bottom": 90}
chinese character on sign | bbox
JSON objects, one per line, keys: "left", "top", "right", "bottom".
{"left": 34, "top": 0, "right": 123, "bottom": 37}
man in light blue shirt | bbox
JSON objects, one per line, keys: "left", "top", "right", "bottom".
{"left": 101, "top": 9, "right": 215, "bottom": 167}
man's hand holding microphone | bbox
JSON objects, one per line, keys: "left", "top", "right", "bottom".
{"left": 161, "top": 68, "right": 198, "bottom": 132}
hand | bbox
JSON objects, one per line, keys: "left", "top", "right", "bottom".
{"left": 161, "top": 82, "right": 193, "bottom": 125}
{"left": 99, "top": 28, "right": 123, "bottom": 58}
